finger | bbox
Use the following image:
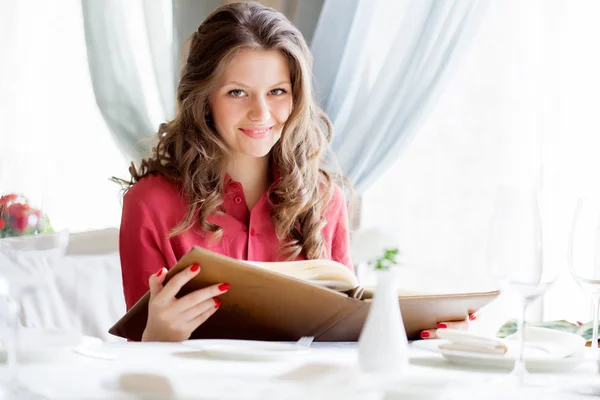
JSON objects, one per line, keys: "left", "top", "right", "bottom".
{"left": 184, "top": 303, "right": 219, "bottom": 332}
{"left": 156, "top": 263, "right": 201, "bottom": 302}
{"left": 180, "top": 297, "right": 220, "bottom": 323}
{"left": 436, "top": 319, "right": 470, "bottom": 331}
{"left": 420, "top": 329, "right": 438, "bottom": 339}
{"left": 420, "top": 318, "right": 470, "bottom": 339}
{"left": 148, "top": 267, "right": 167, "bottom": 301}
{"left": 172, "top": 283, "right": 230, "bottom": 314}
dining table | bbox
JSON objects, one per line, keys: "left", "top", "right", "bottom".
{"left": 1, "top": 339, "right": 600, "bottom": 400}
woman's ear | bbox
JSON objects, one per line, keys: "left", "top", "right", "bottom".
{"left": 204, "top": 104, "right": 214, "bottom": 126}
{"left": 205, "top": 115, "right": 214, "bottom": 129}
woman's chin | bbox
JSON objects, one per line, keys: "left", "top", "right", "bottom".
{"left": 243, "top": 149, "right": 273, "bottom": 158}
{"left": 239, "top": 138, "right": 280, "bottom": 158}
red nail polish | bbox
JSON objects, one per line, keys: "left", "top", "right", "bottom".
{"left": 156, "top": 268, "right": 163, "bottom": 277}
{"left": 469, "top": 314, "right": 477, "bottom": 321}
{"left": 191, "top": 264, "right": 200, "bottom": 273}
{"left": 420, "top": 331, "right": 430, "bottom": 339}
{"left": 437, "top": 323, "right": 447, "bottom": 329}
{"left": 214, "top": 298, "right": 221, "bottom": 308}
{"left": 218, "top": 283, "right": 230, "bottom": 291}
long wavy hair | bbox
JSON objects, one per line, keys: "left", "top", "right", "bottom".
{"left": 115, "top": 1, "right": 352, "bottom": 261}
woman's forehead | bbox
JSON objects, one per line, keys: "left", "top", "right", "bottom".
{"left": 219, "top": 48, "right": 291, "bottom": 88}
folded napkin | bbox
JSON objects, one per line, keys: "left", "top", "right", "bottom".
{"left": 437, "top": 329, "right": 508, "bottom": 355}
{"left": 437, "top": 326, "right": 586, "bottom": 359}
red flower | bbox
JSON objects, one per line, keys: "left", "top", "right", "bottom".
{"left": 7, "top": 203, "right": 27, "bottom": 219}
{"left": 6, "top": 204, "right": 32, "bottom": 233}
{"left": 0, "top": 194, "right": 48, "bottom": 235}
{"left": 10, "top": 215, "right": 28, "bottom": 232}
{"left": 0, "top": 194, "right": 18, "bottom": 206}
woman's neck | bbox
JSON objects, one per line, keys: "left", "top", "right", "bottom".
{"left": 226, "top": 154, "right": 271, "bottom": 201}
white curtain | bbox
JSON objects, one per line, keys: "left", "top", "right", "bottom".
{"left": 362, "top": 0, "right": 600, "bottom": 330}
{"left": 311, "top": 0, "right": 488, "bottom": 193}
{"left": 81, "top": 0, "right": 175, "bottom": 160}
{"left": 0, "top": 0, "right": 127, "bottom": 232}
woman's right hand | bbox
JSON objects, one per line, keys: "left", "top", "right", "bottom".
{"left": 141, "top": 264, "right": 230, "bottom": 342}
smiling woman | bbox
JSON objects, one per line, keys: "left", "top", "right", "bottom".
{"left": 113, "top": 2, "right": 355, "bottom": 342}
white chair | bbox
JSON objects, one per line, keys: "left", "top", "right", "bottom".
{"left": 0, "top": 228, "right": 125, "bottom": 342}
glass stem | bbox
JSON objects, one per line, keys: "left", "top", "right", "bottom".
{"left": 591, "top": 294, "right": 600, "bottom": 361}
{"left": 7, "top": 296, "right": 19, "bottom": 384}
{"left": 512, "top": 299, "right": 529, "bottom": 384}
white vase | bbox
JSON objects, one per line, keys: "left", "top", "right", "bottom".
{"left": 358, "top": 269, "right": 409, "bottom": 373}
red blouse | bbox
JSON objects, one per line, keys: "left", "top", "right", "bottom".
{"left": 119, "top": 173, "right": 353, "bottom": 310}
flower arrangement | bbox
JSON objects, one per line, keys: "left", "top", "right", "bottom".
{"left": 0, "top": 194, "right": 53, "bottom": 238}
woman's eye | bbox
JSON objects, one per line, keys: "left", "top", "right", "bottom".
{"left": 228, "top": 89, "right": 246, "bottom": 98}
{"left": 270, "top": 88, "right": 287, "bottom": 96}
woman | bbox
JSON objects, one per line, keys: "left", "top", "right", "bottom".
{"left": 117, "top": 2, "right": 469, "bottom": 342}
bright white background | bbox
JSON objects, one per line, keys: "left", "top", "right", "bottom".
{"left": 363, "top": 0, "right": 600, "bottom": 328}
{"left": 2, "top": 0, "right": 600, "bottom": 329}
{"left": 0, "top": 1, "right": 131, "bottom": 232}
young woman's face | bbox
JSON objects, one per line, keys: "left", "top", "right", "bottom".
{"left": 210, "top": 49, "right": 293, "bottom": 159}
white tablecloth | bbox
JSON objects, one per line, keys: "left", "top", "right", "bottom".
{"left": 2, "top": 341, "right": 600, "bottom": 399}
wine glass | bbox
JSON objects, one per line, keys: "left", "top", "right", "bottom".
{"left": 0, "top": 195, "right": 51, "bottom": 399}
{"left": 0, "top": 268, "right": 49, "bottom": 399}
{"left": 436, "top": 186, "right": 560, "bottom": 398}
{"left": 487, "top": 185, "right": 557, "bottom": 385}
{"left": 568, "top": 196, "right": 600, "bottom": 361}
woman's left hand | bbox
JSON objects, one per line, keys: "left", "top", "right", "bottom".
{"left": 419, "top": 313, "right": 477, "bottom": 339}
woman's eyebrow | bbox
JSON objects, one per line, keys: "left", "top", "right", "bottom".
{"left": 270, "top": 81, "right": 291, "bottom": 87}
{"left": 222, "top": 80, "right": 291, "bottom": 88}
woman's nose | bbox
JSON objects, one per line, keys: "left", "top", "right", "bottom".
{"left": 248, "top": 96, "right": 271, "bottom": 123}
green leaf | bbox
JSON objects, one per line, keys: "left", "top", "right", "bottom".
{"left": 374, "top": 247, "right": 400, "bottom": 270}
{"left": 497, "top": 319, "right": 582, "bottom": 338}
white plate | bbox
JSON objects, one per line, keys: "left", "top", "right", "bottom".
{"left": 411, "top": 339, "right": 586, "bottom": 372}
{"left": 0, "top": 328, "right": 101, "bottom": 363}
{"left": 182, "top": 339, "right": 311, "bottom": 361}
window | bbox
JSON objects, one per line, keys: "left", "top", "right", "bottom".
{"left": 363, "top": 0, "right": 600, "bottom": 326}
{"left": 0, "top": 0, "right": 128, "bottom": 232}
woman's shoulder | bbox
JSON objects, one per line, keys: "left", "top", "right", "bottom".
{"left": 330, "top": 182, "right": 346, "bottom": 204}
{"left": 124, "top": 173, "right": 182, "bottom": 207}
{"left": 321, "top": 179, "right": 348, "bottom": 218}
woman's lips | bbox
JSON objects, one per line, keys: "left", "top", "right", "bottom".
{"left": 239, "top": 126, "right": 274, "bottom": 139}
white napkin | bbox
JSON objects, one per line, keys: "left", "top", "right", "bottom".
{"left": 437, "top": 329, "right": 507, "bottom": 355}
{"left": 437, "top": 326, "right": 586, "bottom": 359}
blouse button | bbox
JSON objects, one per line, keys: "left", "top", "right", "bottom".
{"left": 250, "top": 228, "right": 256, "bottom": 236}
{"left": 234, "top": 196, "right": 242, "bottom": 205}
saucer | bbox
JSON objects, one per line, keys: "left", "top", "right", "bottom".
{"left": 0, "top": 328, "right": 101, "bottom": 363}
{"left": 412, "top": 339, "right": 586, "bottom": 372}
{"left": 182, "top": 339, "right": 311, "bottom": 361}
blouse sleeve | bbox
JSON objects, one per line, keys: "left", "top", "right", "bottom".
{"left": 119, "top": 190, "right": 168, "bottom": 310}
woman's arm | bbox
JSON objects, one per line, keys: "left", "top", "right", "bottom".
{"left": 119, "top": 184, "right": 229, "bottom": 342}
{"left": 119, "top": 190, "right": 169, "bottom": 310}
